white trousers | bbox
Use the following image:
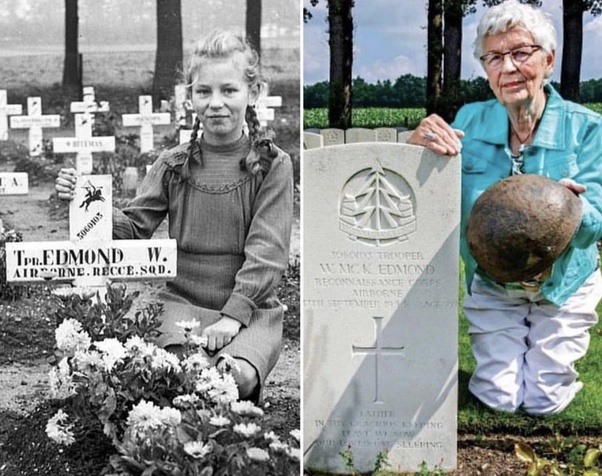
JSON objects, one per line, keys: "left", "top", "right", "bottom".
{"left": 464, "top": 270, "right": 602, "bottom": 416}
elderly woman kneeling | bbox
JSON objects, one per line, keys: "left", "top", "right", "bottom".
{"left": 408, "top": 0, "right": 602, "bottom": 416}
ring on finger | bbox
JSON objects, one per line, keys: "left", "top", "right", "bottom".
{"left": 423, "top": 131, "right": 437, "bottom": 141}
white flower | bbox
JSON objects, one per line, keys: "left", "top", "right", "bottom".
{"left": 196, "top": 367, "right": 239, "bottom": 404}
{"left": 246, "top": 447, "right": 270, "bottom": 462}
{"left": 233, "top": 422, "right": 261, "bottom": 438}
{"left": 270, "top": 440, "right": 289, "bottom": 453}
{"left": 231, "top": 400, "right": 264, "bottom": 417}
{"left": 175, "top": 319, "right": 200, "bottom": 331}
{"left": 46, "top": 410, "right": 75, "bottom": 446}
{"left": 48, "top": 358, "right": 76, "bottom": 399}
{"left": 264, "top": 431, "right": 280, "bottom": 442}
{"left": 126, "top": 400, "right": 163, "bottom": 434}
{"left": 173, "top": 394, "right": 200, "bottom": 408}
{"left": 189, "top": 334, "right": 208, "bottom": 348}
{"left": 219, "top": 354, "right": 241, "bottom": 373}
{"left": 151, "top": 347, "right": 182, "bottom": 373}
{"left": 72, "top": 349, "right": 103, "bottom": 370}
{"left": 55, "top": 318, "right": 91, "bottom": 355}
{"left": 208, "top": 415, "right": 231, "bottom": 427}
{"left": 285, "top": 447, "right": 301, "bottom": 461}
{"left": 124, "top": 336, "right": 156, "bottom": 357}
{"left": 182, "top": 353, "right": 210, "bottom": 373}
{"left": 183, "top": 440, "right": 212, "bottom": 459}
{"left": 208, "top": 373, "right": 239, "bottom": 405}
{"left": 289, "top": 429, "right": 301, "bottom": 442}
{"left": 159, "top": 406, "right": 182, "bottom": 427}
{"left": 95, "top": 338, "right": 127, "bottom": 371}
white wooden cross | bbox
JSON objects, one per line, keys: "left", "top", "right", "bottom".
{"left": 70, "top": 86, "right": 110, "bottom": 116}
{"left": 10, "top": 97, "right": 61, "bottom": 156}
{"left": 122, "top": 96, "right": 171, "bottom": 153}
{"left": 5, "top": 175, "right": 177, "bottom": 292}
{"left": 256, "top": 94, "right": 282, "bottom": 127}
{"left": 0, "top": 172, "right": 28, "bottom": 195}
{"left": 53, "top": 114, "right": 116, "bottom": 174}
{"left": 0, "top": 90, "right": 23, "bottom": 141}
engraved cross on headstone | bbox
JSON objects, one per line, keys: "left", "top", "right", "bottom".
{"left": 352, "top": 316, "right": 405, "bottom": 404}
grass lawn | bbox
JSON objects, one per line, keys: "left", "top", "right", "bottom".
{"left": 457, "top": 260, "right": 602, "bottom": 436}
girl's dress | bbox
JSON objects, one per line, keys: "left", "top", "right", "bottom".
{"left": 113, "top": 134, "right": 294, "bottom": 388}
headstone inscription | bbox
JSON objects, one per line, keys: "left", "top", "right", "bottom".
{"left": 0, "top": 90, "right": 23, "bottom": 141}
{"left": 375, "top": 127, "right": 398, "bottom": 143}
{"left": 303, "top": 143, "right": 460, "bottom": 473}
{"left": 122, "top": 96, "right": 171, "bottom": 153}
{"left": 53, "top": 114, "right": 116, "bottom": 174}
{"left": 0, "top": 173, "right": 28, "bottom": 195}
{"left": 10, "top": 97, "right": 61, "bottom": 156}
{"left": 5, "top": 175, "right": 177, "bottom": 290}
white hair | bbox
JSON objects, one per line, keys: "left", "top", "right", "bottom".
{"left": 473, "top": 0, "right": 557, "bottom": 60}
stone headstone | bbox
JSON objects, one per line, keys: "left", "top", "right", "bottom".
{"left": 10, "top": 97, "right": 60, "bottom": 156}
{"left": 320, "top": 128, "right": 345, "bottom": 146}
{"left": 303, "top": 131, "right": 323, "bottom": 150}
{"left": 375, "top": 127, "right": 398, "bottom": 143}
{"left": 122, "top": 96, "right": 171, "bottom": 153}
{"left": 345, "top": 128, "right": 377, "bottom": 144}
{"left": 303, "top": 143, "right": 460, "bottom": 473}
{"left": 397, "top": 130, "right": 413, "bottom": 143}
{"left": 0, "top": 90, "right": 22, "bottom": 141}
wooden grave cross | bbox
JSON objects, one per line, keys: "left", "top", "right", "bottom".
{"left": 5, "top": 174, "right": 177, "bottom": 293}
{"left": 10, "top": 97, "right": 61, "bottom": 156}
{"left": 0, "top": 172, "right": 28, "bottom": 196}
{"left": 0, "top": 90, "right": 23, "bottom": 141}
{"left": 255, "top": 94, "right": 282, "bottom": 127}
{"left": 53, "top": 113, "right": 116, "bottom": 174}
{"left": 70, "top": 86, "right": 110, "bottom": 116}
{"left": 122, "top": 96, "right": 171, "bottom": 153}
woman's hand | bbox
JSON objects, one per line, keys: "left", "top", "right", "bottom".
{"left": 407, "top": 114, "right": 464, "bottom": 156}
{"left": 55, "top": 168, "right": 78, "bottom": 200}
{"left": 560, "top": 178, "right": 587, "bottom": 195}
{"left": 201, "top": 316, "right": 242, "bottom": 353}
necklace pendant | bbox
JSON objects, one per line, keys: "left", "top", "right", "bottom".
{"left": 518, "top": 143, "right": 526, "bottom": 154}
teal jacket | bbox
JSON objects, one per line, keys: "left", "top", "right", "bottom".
{"left": 452, "top": 84, "right": 602, "bottom": 306}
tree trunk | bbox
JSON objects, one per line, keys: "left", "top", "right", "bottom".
{"left": 560, "top": 0, "right": 584, "bottom": 101}
{"left": 427, "top": 0, "right": 444, "bottom": 115}
{"left": 442, "top": 0, "right": 463, "bottom": 122}
{"left": 62, "top": 0, "right": 82, "bottom": 100}
{"left": 328, "top": 0, "right": 353, "bottom": 129}
{"left": 246, "top": 0, "right": 262, "bottom": 58}
{"left": 152, "top": 0, "right": 183, "bottom": 106}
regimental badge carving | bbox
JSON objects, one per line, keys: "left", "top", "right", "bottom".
{"left": 339, "top": 160, "right": 416, "bottom": 246}
{"left": 79, "top": 180, "right": 106, "bottom": 212}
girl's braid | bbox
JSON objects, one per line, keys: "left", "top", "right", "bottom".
{"left": 181, "top": 115, "right": 202, "bottom": 180}
{"left": 241, "top": 104, "right": 277, "bottom": 176}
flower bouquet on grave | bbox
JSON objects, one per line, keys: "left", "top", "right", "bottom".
{"left": 45, "top": 284, "right": 300, "bottom": 476}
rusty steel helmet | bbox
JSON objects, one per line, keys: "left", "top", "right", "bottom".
{"left": 466, "top": 174, "right": 582, "bottom": 283}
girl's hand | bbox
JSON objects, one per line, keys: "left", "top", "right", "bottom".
{"left": 559, "top": 178, "right": 586, "bottom": 195}
{"left": 407, "top": 114, "right": 464, "bottom": 156}
{"left": 55, "top": 168, "right": 78, "bottom": 200}
{"left": 201, "top": 316, "right": 242, "bottom": 353}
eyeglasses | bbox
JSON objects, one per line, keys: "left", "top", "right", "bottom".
{"left": 480, "top": 45, "right": 542, "bottom": 69}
